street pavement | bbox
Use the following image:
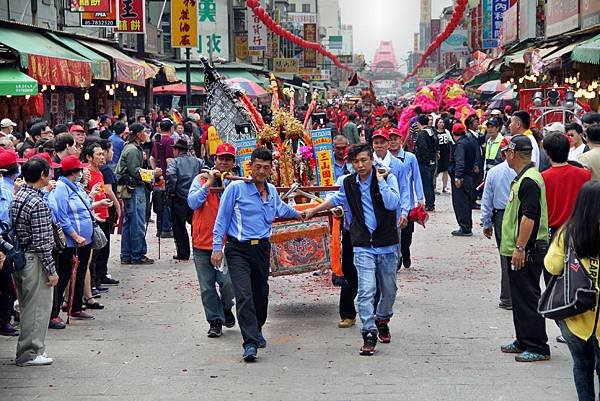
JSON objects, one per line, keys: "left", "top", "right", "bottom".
{"left": 1, "top": 190, "right": 576, "bottom": 401}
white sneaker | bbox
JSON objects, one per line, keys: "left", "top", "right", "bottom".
{"left": 18, "top": 354, "right": 53, "bottom": 366}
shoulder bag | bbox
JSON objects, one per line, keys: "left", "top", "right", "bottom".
{"left": 538, "top": 238, "right": 598, "bottom": 321}
{"left": 69, "top": 185, "right": 108, "bottom": 250}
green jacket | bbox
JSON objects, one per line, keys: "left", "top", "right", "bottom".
{"left": 116, "top": 142, "right": 144, "bottom": 187}
{"left": 500, "top": 164, "right": 548, "bottom": 256}
{"left": 342, "top": 121, "right": 360, "bottom": 144}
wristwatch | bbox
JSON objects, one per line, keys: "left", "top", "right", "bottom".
{"left": 515, "top": 244, "right": 526, "bottom": 252}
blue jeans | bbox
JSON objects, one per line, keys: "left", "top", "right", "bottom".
{"left": 419, "top": 163, "right": 436, "bottom": 209}
{"left": 193, "top": 249, "right": 235, "bottom": 323}
{"left": 559, "top": 320, "right": 600, "bottom": 401}
{"left": 121, "top": 186, "right": 148, "bottom": 262}
{"left": 354, "top": 251, "right": 398, "bottom": 334}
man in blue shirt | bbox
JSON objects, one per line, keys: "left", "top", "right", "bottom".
{"left": 389, "top": 128, "right": 424, "bottom": 269}
{"left": 481, "top": 140, "right": 516, "bottom": 310}
{"left": 108, "top": 121, "right": 127, "bottom": 171}
{"left": 212, "top": 148, "right": 301, "bottom": 362}
{"left": 305, "top": 144, "right": 400, "bottom": 356}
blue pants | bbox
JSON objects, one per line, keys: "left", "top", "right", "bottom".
{"left": 193, "top": 249, "right": 235, "bottom": 323}
{"left": 354, "top": 251, "right": 398, "bottom": 334}
{"left": 121, "top": 186, "right": 148, "bottom": 262}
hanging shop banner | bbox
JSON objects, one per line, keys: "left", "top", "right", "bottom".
{"left": 518, "top": 0, "right": 536, "bottom": 41}
{"left": 581, "top": 0, "right": 600, "bottom": 29}
{"left": 81, "top": 2, "right": 118, "bottom": 27}
{"left": 115, "top": 0, "right": 145, "bottom": 34}
{"left": 500, "top": 3, "right": 517, "bottom": 46}
{"left": 195, "top": 0, "right": 230, "bottom": 61}
{"left": 273, "top": 58, "right": 299, "bottom": 74}
{"left": 489, "top": 0, "right": 509, "bottom": 48}
{"left": 310, "top": 128, "right": 334, "bottom": 187}
{"left": 546, "top": 0, "right": 579, "bottom": 37}
{"left": 247, "top": 2, "right": 268, "bottom": 52}
{"left": 271, "top": 9, "right": 280, "bottom": 59}
{"left": 70, "top": 0, "right": 111, "bottom": 13}
{"left": 234, "top": 138, "right": 256, "bottom": 178}
{"left": 303, "top": 23, "right": 317, "bottom": 68}
{"left": 171, "top": 0, "right": 198, "bottom": 48}
{"left": 28, "top": 55, "right": 92, "bottom": 87}
{"left": 235, "top": 35, "right": 249, "bottom": 60}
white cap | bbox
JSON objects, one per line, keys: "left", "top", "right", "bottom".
{"left": 0, "top": 118, "right": 17, "bottom": 128}
{"left": 88, "top": 119, "right": 99, "bottom": 130}
{"left": 544, "top": 122, "right": 565, "bottom": 134}
{"left": 490, "top": 109, "right": 502, "bottom": 116}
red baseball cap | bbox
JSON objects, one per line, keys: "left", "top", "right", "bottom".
{"left": 500, "top": 135, "right": 513, "bottom": 152}
{"left": 504, "top": 105, "right": 513, "bottom": 113}
{"left": 452, "top": 123, "right": 466, "bottom": 134}
{"left": 69, "top": 124, "right": 85, "bottom": 133}
{"left": 388, "top": 128, "right": 402, "bottom": 137}
{"left": 372, "top": 128, "right": 390, "bottom": 141}
{"left": 60, "top": 155, "right": 84, "bottom": 171}
{"left": 0, "top": 150, "right": 26, "bottom": 167}
{"left": 32, "top": 152, "right": 61, "bottom": 168}
{"left": 216, "top": 143, "right": 235, "bottom": 157}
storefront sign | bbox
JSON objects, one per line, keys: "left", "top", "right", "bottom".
{"left": 171, "top": 0, "right": 198, "bottom": 48}
{"left": 337, "top": 55, "right": 353, "bottom": 64}
{"left": 500, "top": 4, "right": 518, "bottom": 45}
{"left": 115, "top": 0, "right": 145, "bottom": 34}
{"left": 483, "top": 0, "right": 508, "bottom": 49}
{"left": 247, "top": 2, "right": 267, "bottom": 52}
{"left": 287, "top": 12, "right": 317, "bottom": 25}
{"left": 310, "top": 128, "right": 334, "bottom": 186}
{"left": 28, "top": 55, "right": 92, "bottom": 87}
{"left": 81, "top": 2, "right": 118, "bottom": 27}
{"left": 581, "top": 0, "right": 600, "bottom": 29}
{"left": 518, "top": 0, "right": 536, "bottom": 41}
{"left": 235, "top": 35, "right": 249, "bottom": 60}
{"left": 234, "top": 138, "right": 256, "bottom": 178}
{"left": 271, "top": 9, "right": 280, "bottom": 59}
{"left": 303, "top": 23, "right": 317, "bottom": 68}
{"left": 546, "top": 0, "right": 579, "bottom": 36}
{"left": 273, "top": 58, "right": 299, "bottom": 74}
{"left": 420, "top": 0, "right": 431, "bottom": 23}
{"left": 491, "top": 0, "right": 509, "bottom": 48}
{"left": 441, "top": 28, "right": 468, "bottom": 52}
{"left": 70, "top": 0, "right": 111, "bottom": 12}
{"left": 195, "top": 0, "right": 230, "bottom": 61}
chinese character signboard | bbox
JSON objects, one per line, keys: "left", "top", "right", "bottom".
{"left": 234, "top": 138, "right": 256, "bottom": 178}
{"left": 247, "top": 2, "right": 267, "bottom": 52}
{"left": 303, "top": 23, "right": 317, "bottom": 68}
{"left": 581, "top": 0, "right": 600, "bottom": 29}
{"left": 500, "top": 3, "right": 517, "bottom": 46}
{"left": 273, "top": 58, "right": 299, "bottom": 74}
{"left": 81, "top": 0, "right": 117, "bottom": 26}
{"left": 310, "top": 128, "right": 334, "bottom": 187}
{"left": 195, "top": 0, "right": 230, "bottom": 61}
{"left": 483, "top": 0, "right": 508, "bottom": 49}
{"left": 546, "top": 0, "right": 579, "bottom": 37}
{"left": 115, "top": 0, "right": 145, "bottom": 33}
{"left": 171, "top": 0, "right": 198, "bottom": 48}
{"left": 235, "top": 35, "right": 249, "bottom": 60}
{"left": 518, "top": 0, "right": 536, "bottom": 41}
{"left": 71, "top": 0, "right": 111, "bottom": 12}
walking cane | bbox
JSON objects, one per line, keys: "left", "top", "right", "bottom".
{"left": 67, "top": 248, "right": 80, "bottom": 324}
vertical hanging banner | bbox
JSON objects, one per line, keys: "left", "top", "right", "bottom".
{"left": 310, "top": 128, "right": 334, "bottom": 187}
{"left": 197, "top": 0, "right": 230, "bottom": 60}
{"left": 115, "top": 0, "right": 145, "bottom": 34}
{"left": 247, "top": 2, "right": 267, "bottom": 52}
{"left": 70, "top": 0, "right": 112, "bottom": 12}
{"left": 234, "top": 138, "right": 256, "bottom": 177}
{"left": 171, "top": 0, "right": 198, "bottom": 48}
{"left": 303, "top": 23, "right": 317, "bottom": 68}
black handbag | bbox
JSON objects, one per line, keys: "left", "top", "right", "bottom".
{"left": 538, "top": 238, "right": 599, "bottom": 321}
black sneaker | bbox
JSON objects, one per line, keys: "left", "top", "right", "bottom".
{"left": 94, "top": 285, "right": 110, "bottom": 293}
{"left": 243, "top": 344, "right": 257, "bottom": 362}
{"left": 101, "top": 277, "right": 120, "bottom": 286}
{"left": 360, "top": 331, "right": 377, "bottom": 355}
{"left": 224, "top": 309, "right": 236, "bottom": 328}
{"left": 207, "top": 320, "right": 223, "bottom": 338}
{"left": 257, "top": 332, "right": 267, "bottom": 348}
{"left": 376, "top": 319, "right": 391, "bottom": 343}
{"left": 133, "top": 256, "right": 155, "bottom": 265}
{"left": 451, "top": 229, "right": 473, "bottom": 237}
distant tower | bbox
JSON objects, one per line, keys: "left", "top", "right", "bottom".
{"left": 371, "top": 41, "right": 399, "bottom": 73}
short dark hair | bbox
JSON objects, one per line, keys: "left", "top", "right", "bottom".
{"left": 159, "top": 119, "right": 173, "bottom": 132}
{"left": 448, "top": 107, "right": 456, "bottom": 114}
{"left": 128, "top": 123, "right": 145, "bottom": 139}
{"left": 565, "top": 122, "right": 583, "bottom": 135}
{"left": 348, "top": 113, "right": 356, "bottom": 121}
{"left": 54, "top": 124, "right": 69, "bottom": 135}
{"left": 417, "top": 114, "right": 429, "bottom": 126}
{"left": 414, "top": 107, "right": 423, "bottom": 115}
{"left": 251, "top": 147, "right": 272, "bottom": 163}
{"left": 542, "top": 133, "right": 569, "bottom": 163}
{"left": 54, "top": 133, "right": 75, "bottom": 152}
{"left": 582, "top": 112, "right": 600, "bottom": 125}
{"left": 82, "top": 143, "right": 102, "bottom": 162}
{"left": 3, "top": 163, "right": 19, "bottom": 177}
{"left": 29, "top": 122, "right": 46, "bottom": 139}
{"left": 586, "top": 124, "right": 600, "bottom": 144}
{"left": 113, "top": 121, "right": 127, "bottom": 135}
{"left": 513, "top": 111, "right": 531, "bottom": 129}
{"left": 98, "top": 138, "right": 112, "bottom": 151}
{"left": 204, "top": 116, "right": 211, "bottom": 124}
{"left": 347, "top": 143, "right": 373, "bottom": 161}
{"left": 21, "top": 158, "right": 49, "bottom": 183}
{"left": 26, "top": 117, "right": 44, "bottom": 134}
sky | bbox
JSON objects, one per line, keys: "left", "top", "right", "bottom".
{"left": 338, "top": 0, "right": 453, "bottom": 71}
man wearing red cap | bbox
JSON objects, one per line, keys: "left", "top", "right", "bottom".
{"left": 188, "top": 142, "right": 236, "bottom": 338}
{"left": 165, "top": 139, "right": 204, "bottom": 261}
{"left": 449, "top": 123, "right": 477, "bottom": 236}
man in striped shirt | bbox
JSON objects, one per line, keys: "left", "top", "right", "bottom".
{"left": 11, "top": 158, "right": 58, "bottom": 366}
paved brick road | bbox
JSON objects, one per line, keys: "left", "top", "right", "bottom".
{"left": 1, "top": 191, "right": 575, "bottom": 401}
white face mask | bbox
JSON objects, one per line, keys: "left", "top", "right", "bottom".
{"left": 74, "top": 172, "right": 83, "bottom": 183}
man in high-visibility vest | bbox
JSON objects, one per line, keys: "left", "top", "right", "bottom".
{"left": 499, "top": 135, "right": 550, "bottom": 363}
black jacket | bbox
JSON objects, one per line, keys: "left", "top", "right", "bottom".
{"left": 415, "top": 128, "right": 439, "bottom": 165}
{"left": 449, "top": 135, "right": 477, "bottom": 179}
{"left": 343, "top": 170, "right": 398, "bottom": 248}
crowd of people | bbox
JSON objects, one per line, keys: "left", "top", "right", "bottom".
{"left": 1, "top": 101, "right": 600, "bottom": 400}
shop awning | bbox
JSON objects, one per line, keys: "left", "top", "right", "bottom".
{"left": 46, "top": 33, "right": 111, "bottom": 81}
{"left": 0, "top": 68, "right": 38, "bottom": 96}
{"left": 572, "top": 34, "right": 600, "bottom": 65}
{"left": 133, "top": 58, "right": 160, "bottom": 80}
{"left": 0, "top": 27, "right": 92, "bottom": 87}
{"left": 79, "top": 40, "right": 145, "bottom": 86}
{"left": 175, "top": 68, "right": 205, "bottom": 85}
{"left": 148, "top": 59, "right": 179, "bottom": 82}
